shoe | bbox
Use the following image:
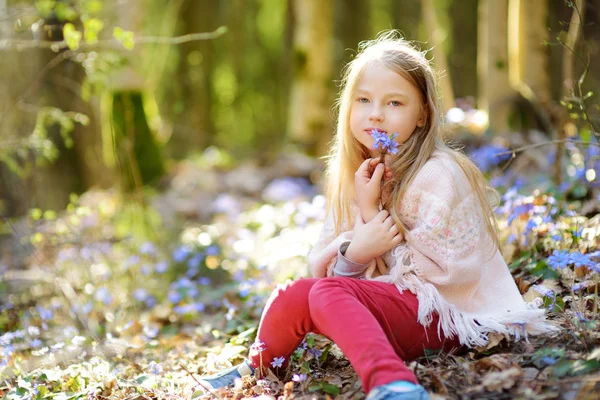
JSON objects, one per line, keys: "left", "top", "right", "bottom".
{"left": 195, "top": 360, "right": 255, "bottom": 391}
{"left": 366, "top": 381, "right": 431, "bottom": 400}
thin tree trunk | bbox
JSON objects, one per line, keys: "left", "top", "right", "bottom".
{"left": 477, "top": 0, "right": 513, "bottom": 133}
{"left": 555, "top": 0, "right": 586, "bottom": 185}
{"left": 288, "top": 0, "right": 334, "bottom": 156}
{"left": 421, "top": 0, "right": 455, "bottom": 113}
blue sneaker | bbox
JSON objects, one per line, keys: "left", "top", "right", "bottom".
{"left": 195, "top": 360, "right": 255, "bottom": 391}
{"left": 366, "top": 381, "right": 431, "bottom": 400}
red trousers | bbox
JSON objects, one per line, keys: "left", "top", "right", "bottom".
{"left": 248, "top": 277, "right": 461, "bottom": 393}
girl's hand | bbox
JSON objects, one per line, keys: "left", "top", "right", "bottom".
{"left": 345, "top": 210, "right": 403, "bottom": 264}
{"left": 355, "top": 158, "right": 392, "bottom": 222}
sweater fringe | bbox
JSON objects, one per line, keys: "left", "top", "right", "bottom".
{"left": 374, "top": 247, "right": 559, "bottom": 347}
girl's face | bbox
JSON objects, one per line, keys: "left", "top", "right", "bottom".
{"left": 350, "top": 63, "right": 426, "bottom": 157}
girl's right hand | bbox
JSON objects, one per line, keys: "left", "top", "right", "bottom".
{"left": 344, "top": 210, "right": 403, "bottom": 264}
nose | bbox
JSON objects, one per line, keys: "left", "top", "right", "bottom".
{"left": 368, "top": 105, "right": 384, "bottom": 122}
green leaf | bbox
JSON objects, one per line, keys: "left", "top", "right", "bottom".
{"left": 113, "top": 27, "right": 124, "bottom": 40}
{"left": 583, "top": 91, "right": 594, "bottom": 100}
{"left": 320, "top": 382, "right": 340, "bottom": 396}
{"left": 63, "top": 23, "right": 82, "bottom": 50}
{"left": 83, "top": 0, "right": 104, "bottom": 15}
{"left": 54, "top": 3, "right": 78, "bottom": 21}
{"left": 113, "top": 27, "right": 135, "bottom": 49}
{"left": 83, "top": 18, "right": 104, "bottom": 44}
{"left": 35, "top": 0, "right": 56, "bottom": 17}
{"left": 552, "top": 359, "right": 574, "bottom": 377}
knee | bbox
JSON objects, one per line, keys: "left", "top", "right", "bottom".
{"left": 266, "top": 278, "right": 316, "bottom": 309}
{"left": 307, "top": 278, "right": 349, "bottom": 315}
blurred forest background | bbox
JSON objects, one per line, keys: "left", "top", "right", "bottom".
{"left": 1, "top": 1, "right": 600, "bottom": 399}
{"left": 0, "top": 0, "right": 599, "bottom": 216}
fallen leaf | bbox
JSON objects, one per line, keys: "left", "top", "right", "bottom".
{"left": 481, "top": 366, "right": 522, "bottom": 392}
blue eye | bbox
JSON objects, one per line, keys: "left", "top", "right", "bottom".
{"left": 389, "top": 100, "right": 402, "bottom": 107}
{"left": 358, "top": 97, "right": 369, "bottom": 103}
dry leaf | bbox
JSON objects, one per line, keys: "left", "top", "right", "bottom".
{"left": 481, "top": 366, "right": 522, "bottom": 392}
{"left": 475, "top": 354, "right": 515, "bottom": 372}
{"left": 474, "top": 332, "right": 507, "bottom": 352}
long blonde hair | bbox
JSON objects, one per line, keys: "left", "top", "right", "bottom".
{"left": 325, "top": 31, "right": 500, "bottom": 249}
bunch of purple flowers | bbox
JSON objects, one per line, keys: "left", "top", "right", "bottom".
{"left": 371, "top": 129, "right": 399, "bottom": 157}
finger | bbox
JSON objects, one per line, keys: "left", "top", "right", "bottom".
{"left": 369, "top": 163, "right": 385, "bottom": 186}
{"left": 383, "top": 215, "right": 395, "bottom": 229}
{"left": 355, "top": 158, "right": 373, "bottom": 178}
{"left": 391, "top": 234, "right": 403, "bottom": 246}
{"left": 374, "top": 209, "right": 389, "bottom": 222}
{"left": 389, "top": 224, "right": 399, "bottom": 234}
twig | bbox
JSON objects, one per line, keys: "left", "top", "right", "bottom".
{"left": 492, "top": 139, "right": 599, "bottom": 158}
{"left": 179, "top": 363, "right": 221, "bottom": 400}
{"left": 0, "top": 27, "right": 228, "bottom": 51}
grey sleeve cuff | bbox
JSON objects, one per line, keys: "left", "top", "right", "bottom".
{"left": 333, "top": 241, "right": 370, "bottom": 278}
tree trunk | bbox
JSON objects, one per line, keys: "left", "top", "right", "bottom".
{"left": 165, "top": 0, "right": 217, "bottom": 158}
{"left": 288, "top": 0, "right": 334, "bottom": 156}
{"left": 421, "top": 0, "right": 455, "bottom": 113}
{"left": 508, "top": 0, "right": 551, "bottom": 103}
{"left": 334, "top": 0, "right": 371, "bottom": 73}
{"left": 477, "top": 0, "right": 514, "bottom": 133}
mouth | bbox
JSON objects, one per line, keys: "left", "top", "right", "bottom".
{"left": 366, "top": 128, "right": 387, "bottom": 136}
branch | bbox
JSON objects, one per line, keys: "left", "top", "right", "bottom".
{"left": 492, "top": 139, "right": 599, "bottom": 158}
{"left": 0, "top": 27, "right": 228, "bottom": 51}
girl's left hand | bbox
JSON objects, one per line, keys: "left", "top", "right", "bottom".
{"left": 355, "top": 158, "right": 392, "bottom": 220}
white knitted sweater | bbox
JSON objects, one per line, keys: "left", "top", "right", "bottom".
{"left": 308, "top": 151, "right": 558, "bottom": 347}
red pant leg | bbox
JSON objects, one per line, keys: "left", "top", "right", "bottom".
{"left": 249, "top": 278, "right": 321, "bottom": 372}
{"left": 249, "top": 277, "right": 459, "bottom": 394}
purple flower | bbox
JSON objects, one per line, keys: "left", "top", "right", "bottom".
{"left": 198, "top": 277, "right": 211, "bottom": 286}
{"left": 532, "top": 285, "right": 556, "bottom": 311}
{"left": 133, "top": 288, "right": 148, "bottom": 301}
{"left": 94, "top": 287, "right": 113, "bottom": 305}
{"left": 29, "top": 338, "right": 42, "bottom": 348}
{"left": 36, "top": 306, "right": 53, "bottom": 321}
{"left": 547, "top": 250, "right": 571, "bottom": 270}
{"left": 148, "top": 361, "right": 163, "bottom": 375}
{"left": 188, "top": 253, "right": 205, "bottom": 269}
{"left": 168, "top": 291, "right": 183, "bottom": 304}
{"left": 139, "top": 242, "right": 156, "bottom": 255}
{"left": 371, "top": 130, "right": 399, "bottom": 155}
{"left": 576, "top": 312, "right": 589, "bottom": 322}
{"left": 541, "top": 356, "right": 557, "bottom": 365}
{"left": 292, "top": 373, "right": 307, "bottom": 382}
{"left": 308, "top": 348, "right": 322, "bottom": 358}
{"left": 250, "top": 340, "right": 266, "bottom": 353}
{"left": 172, "top": 246, "right": 192, "bottom": 262}
{"left": 155, "top": 261, "right": 168, "bottom": 273}
{"left": 569, "top": 252, "right": 593, "bottom": 268}
{"left": 205, "top": 245, "right": 220, "bottom": 256}
{"left": 271, "top": 356, "right": 285, "bottom": 368}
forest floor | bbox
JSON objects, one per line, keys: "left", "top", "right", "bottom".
{"left": 1, "top": 145, "right": 600, "bottom": 400}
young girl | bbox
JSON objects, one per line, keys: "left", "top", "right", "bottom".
{"left": 197, "top": 32, "right": 557, "bottom": 399}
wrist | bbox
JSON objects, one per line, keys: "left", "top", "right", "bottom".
{"left": 345, "top": 242, "right": 371, "bottom": 264}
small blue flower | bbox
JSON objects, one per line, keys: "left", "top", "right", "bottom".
{"left": 133, "top": 288, "right": 148, "bottom": 301}
{"left": 94, "top": 287, "right": 113, "bottom": 305}
{"left": 148, "top": 361, "right": 163, "bottom": 375}
{"left": 569, "top": 252, "right": 593, "bottom": 268}
{"left": 168, "top": 291, "right": 183, "bottom": 304}
{"left": 155, "top": 261, "right": 169, "bottom": 273}
{"left": 205, "top": 245, "right": 220, "bottom": 256}
{"left": 576, "top": 312, "right": 589, "bottom": 322}
{"left": 36, "top": 306, "right": 53, "bottom": 321}
{"left": 188, "top": 253, "right": 205, "bottom": 269}
{"left": 292, "top": 373, "right": 307, "bottom": 382}
{"left": 145, "top": 296, "right": 157, "bottom": 308}
{"left": 172, "top": 246, "right": 192, "bottom": 263}
{"left": 139, "top": 242, "right": 156, "bottom": 255}
{"left": 29, "top": 338, "right": 42, "bottom": 348}
{"left": 308, "top": 347, "right": 322, "bottom": 358}
{"left": 250, "top": 340, "right": 266, "bottom": 353}
{"left": 141, "top": 264, "right": 152, "bottom": 275}
{"left": 271, "top": 356, "right": 285, "bottom": 368}
{"left": 198, "top": 277, "right": 211, "bottom": 286}
{"left": 547, "top": 250, "right": 571, "bottom": 270}
{"left": 541, "top": 356, "right": 557, "bottom": 365}
{"left": 371, "top": 130, "right": 399, "bottom": 155}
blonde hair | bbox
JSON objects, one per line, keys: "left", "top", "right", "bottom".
{"left": 325, "top": 31, "right": 500, "bottom": 249}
